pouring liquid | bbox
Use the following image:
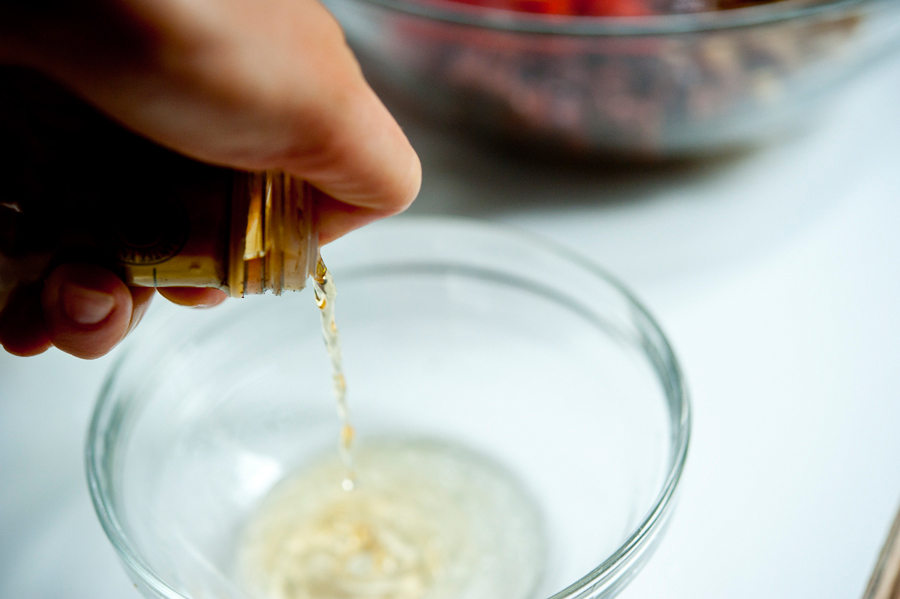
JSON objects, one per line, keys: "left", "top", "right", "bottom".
{"left": 313, "top": 257, "right": 355, "bottom": 491}
{"left": 238, "top": 259, "right": 546, "bottom": 599}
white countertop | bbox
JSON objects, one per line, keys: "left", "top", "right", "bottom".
{"left": 2, "top": 50, "right": 899, "bottom": 599}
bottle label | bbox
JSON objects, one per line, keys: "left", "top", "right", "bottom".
{"left": 108, "top": 193, "right": 190, "bottom": 265}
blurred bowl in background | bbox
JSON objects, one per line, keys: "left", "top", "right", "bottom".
{"left": 326, "top": 0, "right": 900, "bottom": 158}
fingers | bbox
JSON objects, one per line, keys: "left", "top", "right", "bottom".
{"left": 40, "top": 263, "right": 135, "bottom": 360}
{"left": 0, "top": 266, "right": 151, "bottom": 359}
{"left": 269, "top": 1, "right": 422, "bottom": 227}
{"left": 37, "top": 266, "right": 224, "bottom": 359}
{"left": 34, "top": 0, "right": 421, "bottom": 243}
{"left": 178, "top": 0, "right": 422, "bottom": 232}
{"left": 128, "top": 286, "right": 156, "bottom": 334}
{"left": 284, "top": 84, "right": 422, "bottom": 240}
{"left": 0, "top": 283, "right": 52, "bottom": 357}
{"left": 156, "top": 287, "right": 227, "bottom": 308}
{"left": 0, "top": 263, "right": 227, "bottom": 360}
{"left": 314, "top": 191, "right": 396, "bottom": 246}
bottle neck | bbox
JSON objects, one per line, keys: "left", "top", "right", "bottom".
{"left": 228, "top": 171, "right": 318, "bottom": 298}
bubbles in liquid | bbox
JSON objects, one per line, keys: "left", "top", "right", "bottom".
{"left": 238, "top": 439, "right": 546, "bottom": 599}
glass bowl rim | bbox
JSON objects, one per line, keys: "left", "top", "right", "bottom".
{"left": 85, "top": 216, "right": 692, "bottom": 599}
{"left": 333, "top": 0, "right": 881, "bottom": 36}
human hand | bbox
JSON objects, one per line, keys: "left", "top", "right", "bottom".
{"left": 0, "top": 0, "right": 421, "bottom": 359}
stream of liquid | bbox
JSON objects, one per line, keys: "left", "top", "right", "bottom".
{"left": 313, "top": 257, "right": 355, "bottom": 491}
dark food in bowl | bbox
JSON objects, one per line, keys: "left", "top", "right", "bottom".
{"left": 328, "top": 0, "right": 900, "bottom": 157}
{"left": 395, "top": 12, "right": 857, "bottom": 154}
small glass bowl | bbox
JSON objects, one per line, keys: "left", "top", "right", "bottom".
{"left": 325, "top": 0, "right": 900, "bottom": 158}
{"left": 86, "top": 218, "right": 690, "bottom": 599}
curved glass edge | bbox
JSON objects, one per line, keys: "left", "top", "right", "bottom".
{"left": 85, "top": 355, "right": 189, "bottom": 599}
{"left": 503, "top": 224, "right": 691, "bottom": 599}
{"left": 329, "top": 0, "right": 888, "bottom": 35}
{"left": 327, "top": 216, "right": 693, "bottom": 599}
{"left": 84, "top": 216, "right": 692, "bottom": 599}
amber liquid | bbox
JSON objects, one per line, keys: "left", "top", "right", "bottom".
{"left": 313, "top": 256, "right": 355, "bottom": 491}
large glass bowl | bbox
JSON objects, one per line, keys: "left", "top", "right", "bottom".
{"left": 325, "top": 0, "right": 900, "bottom": 158}
{"left": 86, "top": 218, "right": 690, "bottom": 599}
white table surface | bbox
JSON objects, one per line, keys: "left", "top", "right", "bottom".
{"left": 2, "top": 50, "right": 900, "bottom": 599}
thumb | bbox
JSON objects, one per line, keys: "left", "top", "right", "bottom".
{"left": 41, "top": 263, "right": 135, "bottom": 359}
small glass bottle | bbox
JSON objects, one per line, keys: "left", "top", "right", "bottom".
{"left": 120, "top": 169, "right": 318, "bottom": 297}
{"left": 0, "top": 67, "right": 318, "bottom": 312}
{"left": 0, "top": 169, "right": 318, "bottom": 311}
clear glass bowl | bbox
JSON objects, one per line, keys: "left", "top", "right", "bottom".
{"left": 325, "top": 0, "right": 900, "bottom": 158}
{"left": 86, "top": 218, "right": 690, "bottom": 599}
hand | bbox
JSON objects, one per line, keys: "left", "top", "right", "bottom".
{"left": 0, "top": 0, "right": 421, "bottom": 359}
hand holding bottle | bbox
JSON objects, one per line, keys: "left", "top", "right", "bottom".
{"left": 0, "top": 0, "right": 422, "bottom": 359}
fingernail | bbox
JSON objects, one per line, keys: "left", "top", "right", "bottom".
{"left": 61, "top": 284, "right": 116, "bottom": 325}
